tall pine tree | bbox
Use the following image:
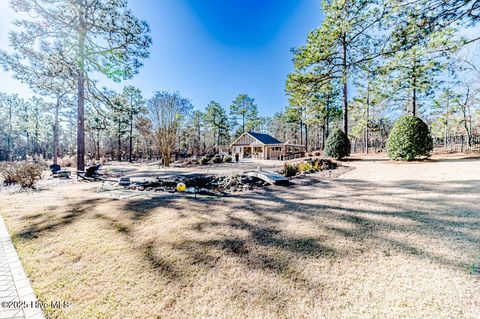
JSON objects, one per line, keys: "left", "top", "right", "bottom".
{"left": 0, "top": 0, "right": 151, "bottom": 170}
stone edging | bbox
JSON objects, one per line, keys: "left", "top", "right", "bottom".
{"left": 0, "top": 215, "right": 45, "bottom": 319}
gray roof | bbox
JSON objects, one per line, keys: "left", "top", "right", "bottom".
{"left": 248, "top": 132, "right": 282, "bottom": 144}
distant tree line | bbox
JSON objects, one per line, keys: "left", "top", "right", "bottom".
{"left": 0, "top": 89, "right": 271, "bottom": 165}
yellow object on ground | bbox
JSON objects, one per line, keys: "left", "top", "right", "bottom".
{"left": 176, "top": 182, "right": 186, "bottom": 192}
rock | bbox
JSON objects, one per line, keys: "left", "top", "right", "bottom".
{"left": 118, "top": 177, "right": 131, "bottom": 186}
{"left": 185, "top": 187, "right": 196, "bottom": 193}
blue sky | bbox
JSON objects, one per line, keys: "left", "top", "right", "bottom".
{"left": 0, "top": 0, "right": 323, "bottom": 116}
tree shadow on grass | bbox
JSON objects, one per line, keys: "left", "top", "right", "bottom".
{"left": 112, "top": 175, "right": 480, "bottom": 285}
{"left": 14, "top": 198, "right": 110, "bottom": 240}
{"left": 82, "top": 191, "right": 340, "bottom": 286}
{"left": 15, "top": 171, "right": 479, "bottom": 294}
{"left": 240, "top": 178, "right": 479, "bottom": 267}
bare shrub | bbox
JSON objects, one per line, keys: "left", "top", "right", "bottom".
{"left": 0, "top": 163, "right": 17, "bottom": 185}
{"left": 60, "top": 155, "right": 75, "bottom": 167}
{"left": 0, "top": 162, "right": 43, "bottom": 188}
{"left": 148, "top": 92, "right": 193, "bottom": 167}
{"left": 17, "top": 163, "right": 43, "bottom": 188}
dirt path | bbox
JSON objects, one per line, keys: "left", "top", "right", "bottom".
{"left": 0, "top": 155, "right": 479, "bottom": 318}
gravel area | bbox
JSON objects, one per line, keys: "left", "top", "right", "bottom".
{"left": 103, "top": 158, "right": 291, "bottom": 180}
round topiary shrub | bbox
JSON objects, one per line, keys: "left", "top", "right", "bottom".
{"left": 387, "top": 115, "right": 433, "bottom": 161}
{"left": 324, "top": 128, "right": 351, "bottom": 160}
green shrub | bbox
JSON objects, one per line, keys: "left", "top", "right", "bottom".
{"left": 281, "top": 163, "right": 299, "bottom": 177}
{"left": 324, "top": 129, "right": 351, "bottom": 160}
{"left": 0, "top": 162, "right": 43, "bottom": 188}
{"left": 224, "top": 156, "right": 232, "bottom": 163}
{"left": 199, "top": 157, "right": 209, "bottom": 165}
{"left": 387, "top": 116, "right": 433, "bottom": 161}
{"left": 212, "top": 155, "right": 222, "bottom": 163}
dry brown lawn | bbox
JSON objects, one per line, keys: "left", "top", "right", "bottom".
{"left": 1, "top": 155, "right": 479, "bottom": 318}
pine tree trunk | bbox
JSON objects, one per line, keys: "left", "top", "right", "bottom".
{"left": 77, "top": 73, "right": 85, "bottom": 170}
{"left": 412, "top": 53, "right": 417, "bottom": 117}
{"left": 365, "top": 82, "right": 370, "bottom": 155}
{"left": 196, "top": 123, "right": 201, "bottom": 155}
{"left": 342, "top": 33, "right": 348, "bottom": 135}
{"left": 25, "top": 131, "right": 29, "bottom": 160}
{"left": 34, "top": 111, "right": 39, "bottom": 157}
{"left": 321, "top": 123, "right": 326, "bottom": 150}
{"left": 129, "top": 111, "right": 134, "bottom": 162}
{"left": 444, "top": 89, "right": 449, "bottom": 149}
{"left": 325, "top": 95, "right": 330, "bottom": 139}
{"left": 242, "top": 113, "right": 245, "bottom": 133}
{"left": 53, "top": 96, "right": 60, "bottom": 165}
{"left": 300, "top": 119, "right": 303, "bottom": 146}
{"left": 96, "top": 135, "right": 100, "bottom": 161}
{"left": 305, "top": 123, "right": 308, "bottom": 152}
{"left": 76, "top": 3, "right": 86, "bottom": 171}
{"left": 412, "top": 84, "right": 417, "bottom": 116}
{"left": 118, "top": 120, "right": 122, "bottom": 161}
{"left": 7, "top": 103, "right": 12, "bottom": 161}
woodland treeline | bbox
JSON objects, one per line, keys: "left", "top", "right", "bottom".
{"left": 0, "top": 90, "right": 271, "bottom": 164}
{"left": 0, "top": 0, "right": 479, "bottom": 167}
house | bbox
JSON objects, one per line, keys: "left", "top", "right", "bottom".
{"left": 230, "top": 132, "right": 306, "bottom": 160}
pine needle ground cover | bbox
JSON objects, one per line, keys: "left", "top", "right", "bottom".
{"left": 0, "top": 158, "right": 479, "bottom": 319}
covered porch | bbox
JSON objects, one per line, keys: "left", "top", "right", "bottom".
{"left": 231, "top": 145, "right": 263, "bottom": 159}
{"left": 231, "top": 144, "right": 306, "bottom": 160}
{"left": 230, "top": 132, "right": 306, "bottom": 161}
